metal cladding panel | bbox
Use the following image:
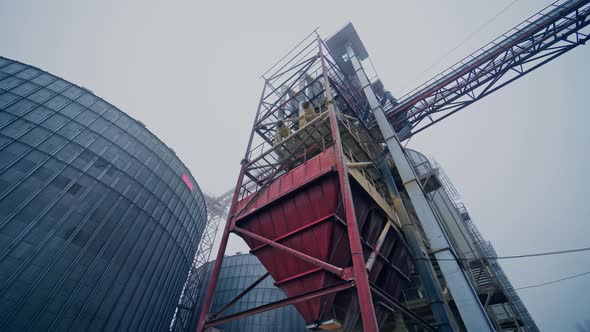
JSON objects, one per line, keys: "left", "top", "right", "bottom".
{"left": 235, "top": 147, "right": 413, "bottom": 325}
{"left": 0, "top": 57, "right": 207, "bottom": 331}
{"left": 237, "top": 148, "right": 343, "bottom": 322}
{"left": 237, "top": 147, "right": 338, "bottom": 218}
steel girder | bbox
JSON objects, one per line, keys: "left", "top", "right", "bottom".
{"left": 387, "top": 0, "right": 590, "bottom": 138}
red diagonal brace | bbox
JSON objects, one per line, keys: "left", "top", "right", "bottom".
{"left": 366, "top": 221, "right": 392, "bottom": 271}
{"left": 204, "top": 281, "right": 355, "bottom": 328}
{"left": 233, "top": 226, "right": 344, "bottom": 277}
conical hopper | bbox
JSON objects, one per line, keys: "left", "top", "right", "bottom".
{"left": 235, "top": 147, "right": 413, "bottom": 327}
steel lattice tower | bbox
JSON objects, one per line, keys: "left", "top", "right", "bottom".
{"left": 170, "top": 190, "right": 233, "bottom": 331}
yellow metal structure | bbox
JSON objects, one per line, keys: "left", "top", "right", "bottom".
{"left": 298, "top": 101, "right": 318, "bottom": 128}
{"left": 274, "top": 120, "right": 292, "bottom": 145}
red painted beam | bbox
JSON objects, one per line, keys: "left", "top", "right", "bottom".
{"left": 195, "top": 77, "right": 272, "bottom": 332}
{"left": 233, "top": 226, "right": 344, "bottom": 277}
{"left": 211, "top": 272, "right": 270, "bottom": 319}
{"left": 319, "top": 38, "right": 380, "bottom": 332}
{"left": 366, "top": 222, "right": 391, "bottom": 271}
{"left": 249, "top": 214, "right": 335, "bottom": 253}
{"left": 204, "top": 281, "right": 355, "bottom": 328}
{"left": 274, "top": 267, "right": 323, "bottom": 286}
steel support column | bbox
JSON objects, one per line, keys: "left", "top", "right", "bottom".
{"left": 195, "top": 84, "right": 270, "bottom": 332}
{"left": 345, "top": 44, "right": 495, "bottom": 331}
{"left": 378, "top": 159, "right": 457, "bottom": 332}
{"left": 319, "top": 38, "right": 379, "bottom": 332}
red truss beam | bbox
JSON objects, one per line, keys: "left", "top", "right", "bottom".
{"left": 388, "top": 0, "right": 590, "bottom": 138}
{"left": 233, "top": 226, "right": 345, "bottom": 277}
{"left": 203, "top": 281, "right": 355, "bottom": 329}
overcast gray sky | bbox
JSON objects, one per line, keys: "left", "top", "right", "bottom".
{"left": 1, "top": 0, "right": 589, "bottom": 330}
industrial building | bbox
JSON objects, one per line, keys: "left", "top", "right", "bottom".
{"left": 0, "top": 0, "right": 587, "bottom": 331}
{"left": 0, "top": 57, "right": 207, "bottom": 331}
{"left": 194, "top": 1, "right": 589, "bottom": 331}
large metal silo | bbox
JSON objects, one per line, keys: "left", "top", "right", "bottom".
{"left": 0, "top": 56, "right": 207, "bottom": 331}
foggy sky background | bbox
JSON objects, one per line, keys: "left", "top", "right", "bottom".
{"left": 1, "top": 1, "right": 589, "bottom": 330}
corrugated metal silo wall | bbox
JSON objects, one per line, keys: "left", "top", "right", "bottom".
{"left": 0, "top": 57, "right": 207, "bottom": 331}
{"left": 192, "top": 253, "right": 308, "bottom": 332}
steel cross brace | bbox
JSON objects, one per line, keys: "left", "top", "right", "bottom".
{"left": 203, "top": 281, "right": 355, "bottom": 329}
{"left": 210, "top": 272, "right": 270, "bottom": 320}
{"left": 232, "top": 226, "right": 345, "bottom": 277}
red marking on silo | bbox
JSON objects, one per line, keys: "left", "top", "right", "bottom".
{"left": 181, "top": 173, "right": 194, "bottom": 191}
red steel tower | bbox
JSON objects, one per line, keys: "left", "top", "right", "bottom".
{"left": 196, "top": 0, "right": 589, "bottom": 330}
{"left": 195, "top": 33, "right": 419, "bottom": 331}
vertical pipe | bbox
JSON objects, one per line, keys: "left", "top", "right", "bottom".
{"left": 318, "top": 37, "right": 379, "bottom": 332}
{"left": 378, "top": 159, "right": 456, "bottom": 332}
{"left": 195, "top": 83, "right": 269, "bottom": 332}
{"left": 345, "top": 43, "right": 494, "bottom": 332}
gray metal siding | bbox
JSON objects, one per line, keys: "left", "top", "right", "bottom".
{"left": 192, "top": 253, "right": 307, "bottom": 332}
{"left": 0, "top": 56, "right": 207, "bottom": 331}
